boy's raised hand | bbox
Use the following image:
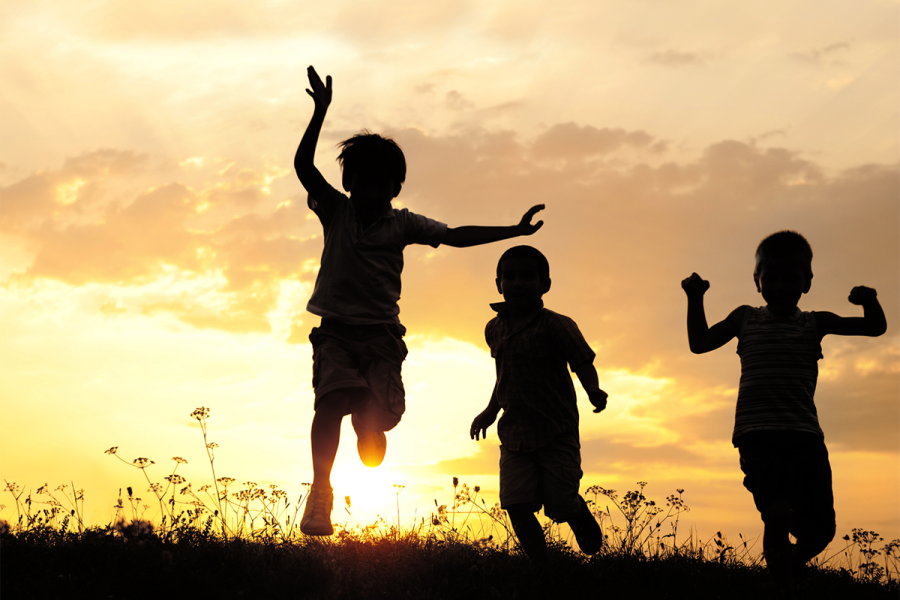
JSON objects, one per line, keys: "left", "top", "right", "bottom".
{"left": 306, "top": 66, "right": 332, "bottom": 110}
{"left": 517, "top": 204, "right": 545, "bottom": 235}
{"left": 848, "top": 286, "right": 878, "bottom": 305}
{"left": 682, "top": 272, "right": 710, "bottom": 297}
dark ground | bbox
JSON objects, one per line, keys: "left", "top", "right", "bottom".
{"left": 2, "top": 529, "right": 896, "bottom": 600}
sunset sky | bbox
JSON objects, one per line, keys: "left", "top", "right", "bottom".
{"left": 1, "top": 0, "right": 897, "bottom": 547}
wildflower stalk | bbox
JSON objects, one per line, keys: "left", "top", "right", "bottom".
{"left": 190, "top": 407, "right": 229, "bottom": 537}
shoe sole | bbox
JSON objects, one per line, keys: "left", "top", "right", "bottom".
{"left": 300, "top": 524, "right": 334, "bottom": 536}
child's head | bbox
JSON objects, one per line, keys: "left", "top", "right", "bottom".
{"left": 754, "top": 230, "right": 813, "bottom": 314}
{"left": 337, "top": 131, "right": 406, "bottom": 201}
{"left": 495, "top": 246, "right": 551, "bottom": 305}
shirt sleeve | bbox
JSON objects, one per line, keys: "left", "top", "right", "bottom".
{"left": 485, "top": 318, "right": 499, "bottom": 358}
{"left": 399, "top": 209, "right": 448, "bottom": 248}
{"left": 549, "top": 314, "right": 595, "bottom": 371}
{"left": 308, "top": 182, "right": 345, "bottom": 226}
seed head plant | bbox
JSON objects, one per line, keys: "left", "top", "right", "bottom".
{"left": 2, "top": 406, "right": 898, "bottom": 595}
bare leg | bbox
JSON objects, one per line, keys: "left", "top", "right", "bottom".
{"left": 793, "top": 511, "right": 835, "bottom": 564}
{"left": 310, "top": 388, "right": 368, "bottom": 489}
{"left": 762, "top": 499, "right": 795, "bottom": 589}
{"left": 507, "top": 504, "right": 547, "bottom": 567}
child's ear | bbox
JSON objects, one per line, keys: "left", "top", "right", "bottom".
{"left": 803, "top": 274, "right": 812, "bottom": 294}
{"left": 541, "top": 278, "right": 552, "bottom": 295}
{"left": 392, "top": 183, "right": 402, "bottom": 198}
{"left": 342, "top": 172, "right": 352, "bottom": 193}
{"left": 495, "top": 278, "right": 503, "bottom": 295}
{"left": 753, "top": 273, "right": 761, "bottom": 293}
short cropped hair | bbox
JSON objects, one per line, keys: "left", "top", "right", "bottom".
{"left": 337, "top": 130, "right": 406, "bottom": 191}
{"left": 755, "top": 230, "right": 813, "bottom": 281}
{"left": 496, "top": 245, "right": 550, "bottom": 284}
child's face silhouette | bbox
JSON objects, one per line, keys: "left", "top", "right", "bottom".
{"left": 755, "top": 258, "right": 809, "bottom": 316}
{"left": 496, "top": 257, "right": 550, "bottom": 307}
{"left": 349, "top": 172, "right": 396, "bottom": 220}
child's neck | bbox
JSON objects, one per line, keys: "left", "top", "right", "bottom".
{"left": 505, "top": 301, "right": 541, "bottom": 328}
{"left": 766, "top": 304, "right": 798, "bottom": 317}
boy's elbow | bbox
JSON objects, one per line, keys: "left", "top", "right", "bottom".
{"left": 688, "top": 341, "right": 708, "bottom": 354}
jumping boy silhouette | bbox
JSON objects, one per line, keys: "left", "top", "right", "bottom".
{"left": 470, "top": 245, "right": 607, "bottom": 566}
{"left": 682, "top": 230, "right": 886, "bottom": 593}
{"left": 294, "top": 66, "right": 546, "bottom": 536}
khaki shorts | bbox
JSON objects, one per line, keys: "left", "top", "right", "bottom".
{"left": 499, "top": 434, "right": 583, "bottom": 521}
{"left": 309, "top": 319, "right": 408, "bottom": 432}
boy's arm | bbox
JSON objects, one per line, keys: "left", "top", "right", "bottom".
{"left": 470, "top": 384, "right": 501, "bottom": 441}
{"left": 443, "top": 204, "right": 545, "bottom": 248}
{"left": 682, "top": 273, "right": 745, "bottom": 354}
{"left": 294, "top": 66, "right": 332, "bottom": 200}
{"left": 573, "top": 362, "right": 608, "bottom": 413}
{"left": 815, "top": 286, "right": 887, "bottom": 338}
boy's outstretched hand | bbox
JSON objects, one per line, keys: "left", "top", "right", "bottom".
{"left": 682, "top": 272, "right": 710, "bottom": 297}
{"left": 848, "top": 286, "right": 878, "bottom": 305}
{"left": 517, "top": 204, "right": 545, "bottom": 235}
{"left": 588, "top": 389, "right": 608, "bottom": 413}
{"left": 306, "top": 66, "right": 332, "bottom": 111}
{"left": 470, "top": 410, "right": 497, "bottom": 441}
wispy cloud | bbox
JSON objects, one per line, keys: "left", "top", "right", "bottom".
{"left": 789, "top": 42, "right": 852, "bottom": 67}
{"left": 647, "top": 49, "right": 708, "bottom": 68}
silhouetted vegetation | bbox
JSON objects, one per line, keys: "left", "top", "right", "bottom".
{"left": 2, "top": 408, "right": 897, "bottom": 599}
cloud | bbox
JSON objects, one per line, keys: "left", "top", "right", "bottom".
{"left": 66, "top": 0, "right": 325, "bottom": 41}
{"left": 332, "top": 0, "right": 473, "bottom": 48}
{"left": 1, "top": 152, "right": 320, "bottom": 335}
{"left": 647, "top": 50, "right": 707, "bottom": 68}
{"left": 530, "top": 123, "right": 660, "bottom": 162}
{"left": 789, "top": 43, "right": 851, "bottom": 67}
{"left": 4, "top": 136, "right": 897, "bottom": 451}
{"left": 445, "top": 90, "right": 475, "bottom": 111}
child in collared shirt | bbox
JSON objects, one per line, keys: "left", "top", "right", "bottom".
{"left": 294, "top": 66, "right": 547, "bottom": 536}
{"left": 470, "top": 245, "right": 608, "bottom": 566}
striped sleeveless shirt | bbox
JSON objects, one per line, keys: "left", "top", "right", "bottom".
{"left": 733, "top": 306, "right": 824, "bottom": 445}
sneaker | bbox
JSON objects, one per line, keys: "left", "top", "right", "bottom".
{"left": 570, "top": 495, "right": 603, "bottom": 555}
{"left": 300, "top": 486, "right": 334, "bottom": 536}
{"left": 356, "top": 427, "right": 387, "bottom": 467}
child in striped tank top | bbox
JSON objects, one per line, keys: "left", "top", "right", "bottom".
{"left": 681, "top": 230, "right": 886, "bottom": 595}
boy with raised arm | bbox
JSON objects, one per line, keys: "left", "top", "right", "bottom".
{"left": 294, "top": 66, "right": 546, "bottom": 536}
{"left": 470, "top": 245, "right": 607, "bottom": 567}
{"left": 681, "top": 230, "right": 886, "bottom": 593}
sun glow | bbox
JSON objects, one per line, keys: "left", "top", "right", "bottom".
{"left": 330, "top": 460, "right": 407, "bottom": 522}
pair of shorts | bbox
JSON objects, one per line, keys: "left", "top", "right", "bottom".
{"left": 737, "top": 431, "right": 835, "bottom": 535}
{"left": 309, "top": 319, "right": 408, "bottom": 432}
{"left": 498, "top": 435, "right": 583, "bottom": 521}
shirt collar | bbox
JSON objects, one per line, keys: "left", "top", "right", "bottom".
{"left": 349, "top": 197, "right": 396, "bottom": 220}
{"left": 490, "top": 299, "right": 544, "bottom": 317}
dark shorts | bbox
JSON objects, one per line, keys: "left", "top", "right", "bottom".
{"left": 309, "top": 319, "right": 408, "bottom": 432}
{"left": 737, "top": 431, "right": 835, "bottom": 534}
{"left": 499, "top": 435, "right": 583, "bottom": 521}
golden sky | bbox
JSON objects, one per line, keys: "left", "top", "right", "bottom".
{"left": 1, "top": 0, "right": 898, "bottom": 544}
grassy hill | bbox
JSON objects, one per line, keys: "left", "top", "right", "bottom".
{"left": 2, "top": 524, "right": 897, "bottom": 600}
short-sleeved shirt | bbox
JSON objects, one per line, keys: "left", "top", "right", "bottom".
{"left": 733, "top": 305, "right": 824, "bottom": 445}
{"left": 487, "top": 301, "right": 596, "bottom": 452}
{"left": 306, "top": 184, "right": 447, "bottom": 325}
